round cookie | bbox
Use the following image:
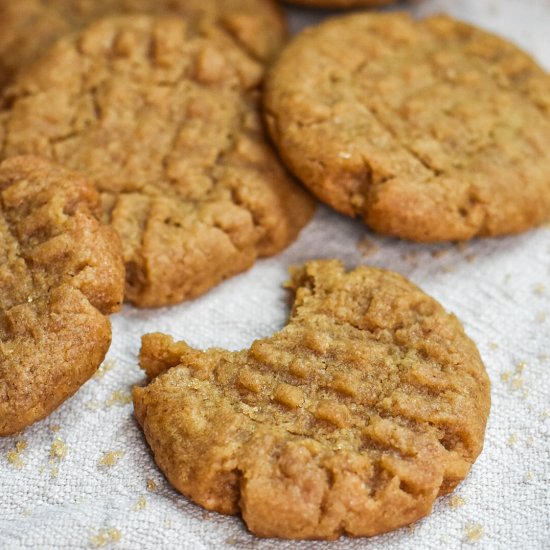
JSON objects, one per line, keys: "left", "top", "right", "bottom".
{"left": 0, "top": 156, "right": 124, "bottom": 436}
{"left": 264, "top": 13, "right": 550, "bottom": 242}
{"left": 0, "top": 0, "right": 286, "bottom": 90}
{"left": 0, "top": 15, "right": 315, "bottom": 308}
{"left": 134, "top": 259, "right": 491, "bottom": 540}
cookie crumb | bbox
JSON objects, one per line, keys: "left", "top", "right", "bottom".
{"left": 20, "top": 509, "right": 31, "bottom": 517}
{"left": 525, "top": 470, "right": 533, "bottom": 481}
{"left": 507, "top": 434, "right": 517, "bottom": 447}
{"left": 442, "top": 265, "right": 454, "bottom": 273}
{"left": 488, "top": 342, "right": 499, "bottom": 350}
{"left": 146, "top": 478, "right": 158, "bottom": 492}
{"left": 515, "top": 362, "right": 526, "bottom": 374}
{"left": 49, "top": 425, "right": 61, "bottom": 433}
{"left": 450, "top": 495, "right": 466, "bottom": 509}
{"left": 86, "top": 400, "right": 101, "bottom": 411}
{"left": 50, "top": 438, "right": 67, "bottom": 461}
{"left": 536, "top": 312, "right": 547, "bottom": 323}
{"left": 357, "top": 237, "right": 378, "bottom": 257}
{"left": 90, "top": 528, "right": 122, "bottom": 548}
{"left": 431, "top": 248, "right": 449, "bottom": 259}
{"left": 465, "top": 522, "right": 484, "bottom": 542}
{"left": 98, "top": 451, "right": 124, "bottom": 468}
{"left": 132, "top": 496, "right": 147, "bottom": 511}
{"left": 94, "top": 359, "right": 116, "bottom": 379}
{"left": 511, "top": 378, "right": 524, "bottom": 390}
{"left": 501, "top": 368, "right": 525, "bottom": 392}
{"left": 533, "top": 283, "right": 545, "bottom": 296}
{"left": 540, "top": 410, "right": 549, "bottom": 420}
{"left": 164, "top": 518, "right": 172, "bottom": 529}
{"left": 7, "top": 440, "right": 28, "bottom": 469}
{"left": 105, "top": 389, "right": 132, "bottom": 408}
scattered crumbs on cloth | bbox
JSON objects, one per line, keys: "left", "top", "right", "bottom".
{"left": 94, "top": 359, "right": 117, "bottom": 380}
{"left": 465, "top": 522, "right": 484, "bottom": 543}
{"left": 450, "top": 496, "right": 466, "bottom": 509}
{"left": 49, "top": 438, "right": 67, "bottom": 461}
{"left": 6, "top": 440, "right": 27, "bottom": 469}
{"left": 105, "top": 390, "right": 132, "bottom": 408}
{"left": 98, "top": 451, "right": 125, "bottom": 468}
{"left": 89, "top": 528, "right": 122, "bottom": 548}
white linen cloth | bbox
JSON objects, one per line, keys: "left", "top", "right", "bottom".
{"left": 1, "top": 1, "right": 549, "bottom": 548}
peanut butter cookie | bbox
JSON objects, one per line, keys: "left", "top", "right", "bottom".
{"left": 264, "top": 13, "right": 550, "bottom": 242}
{"left": 0, "top": 0, "right": 286, "bottom": 89}
{"left": 0, "top": 15, "right": 315, "bottom": 307}
{"left": 0, "top": 156, "right": 124, "bottom": 436}
{"left": 134, "top": 260, "right": 490, "bottom": 539}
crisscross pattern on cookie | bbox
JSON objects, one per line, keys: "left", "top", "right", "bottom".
{"left": 0, "top": 0, "right": 286, "bottom": 89}
{"left": 0, "top": 15, "right": 313, "bottom": 307}
{"left": 0, "top": 156, "right": 124, "bottom": 435}
{"left": 134, "top": 260, "right": 490, "bottom": 539}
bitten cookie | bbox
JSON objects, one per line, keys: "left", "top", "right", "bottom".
{"left": 264, "top": 13, "right": 550, "bottom": 242}
{"left": 0, "top": 15, "right": 315, "bottom": 307}
{"left": 0, "top": 156, "right": 124, "bottom": 436}
{"left": 0, "top": 0, "right": 286, "bottom": 89}
{"left": 133, "top": 260, "right": 490, "bottom": 540}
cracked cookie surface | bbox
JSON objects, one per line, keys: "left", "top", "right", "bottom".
{"left": 0, "top": 15, "right": 315, "bottom": 307}
{"left": 134, "top": 259, "right": 490, "bottom": 539}
{"left": 0, "top": 0, "right": 286, "bottom": 90}
{"left": 0, "top": 156, "right": 124, "bottom": 436}
{"left": 264, "top": 13, "right": 550, "bottom": 242}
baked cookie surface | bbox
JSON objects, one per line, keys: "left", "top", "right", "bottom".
{"left": 0, "top": 156, "right": 124, "bottom": 436}
{"left": 134, "top": 260, "right": 490, "bottom": 540}
{"left": 264, "top": 13, "right": 550, "bottom": 242}
{"left": 0, "top": 0, "right": 286, "bottom": 90}
{"left": 0, "top": 15, "right": 315, "bottom": 307}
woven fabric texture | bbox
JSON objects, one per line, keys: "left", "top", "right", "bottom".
{"left": 1, "top": 1, "right": 549, "bottom": 548}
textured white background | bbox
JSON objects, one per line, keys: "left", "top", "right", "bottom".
{"left": 1, "top": 1, "right": 549, "bottom": 548}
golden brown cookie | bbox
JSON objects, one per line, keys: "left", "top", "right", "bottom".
{"left": 264, "top": 13, "right": 550, "bottom": 242}
{"left": 0, "top": 0, "right": 286, "bottom": 90}
{"left": 0, "top": 156, "right": 124, "bottom": 436}
{"left": 134, "top": 260, "right": 490, "bottom": 540}
{"left": 0, "top": 15, "right": 315, "bottom": 307}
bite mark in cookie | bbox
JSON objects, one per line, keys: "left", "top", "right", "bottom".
{"left": 134, "top": 260, "right": 490, "bottom": 539}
